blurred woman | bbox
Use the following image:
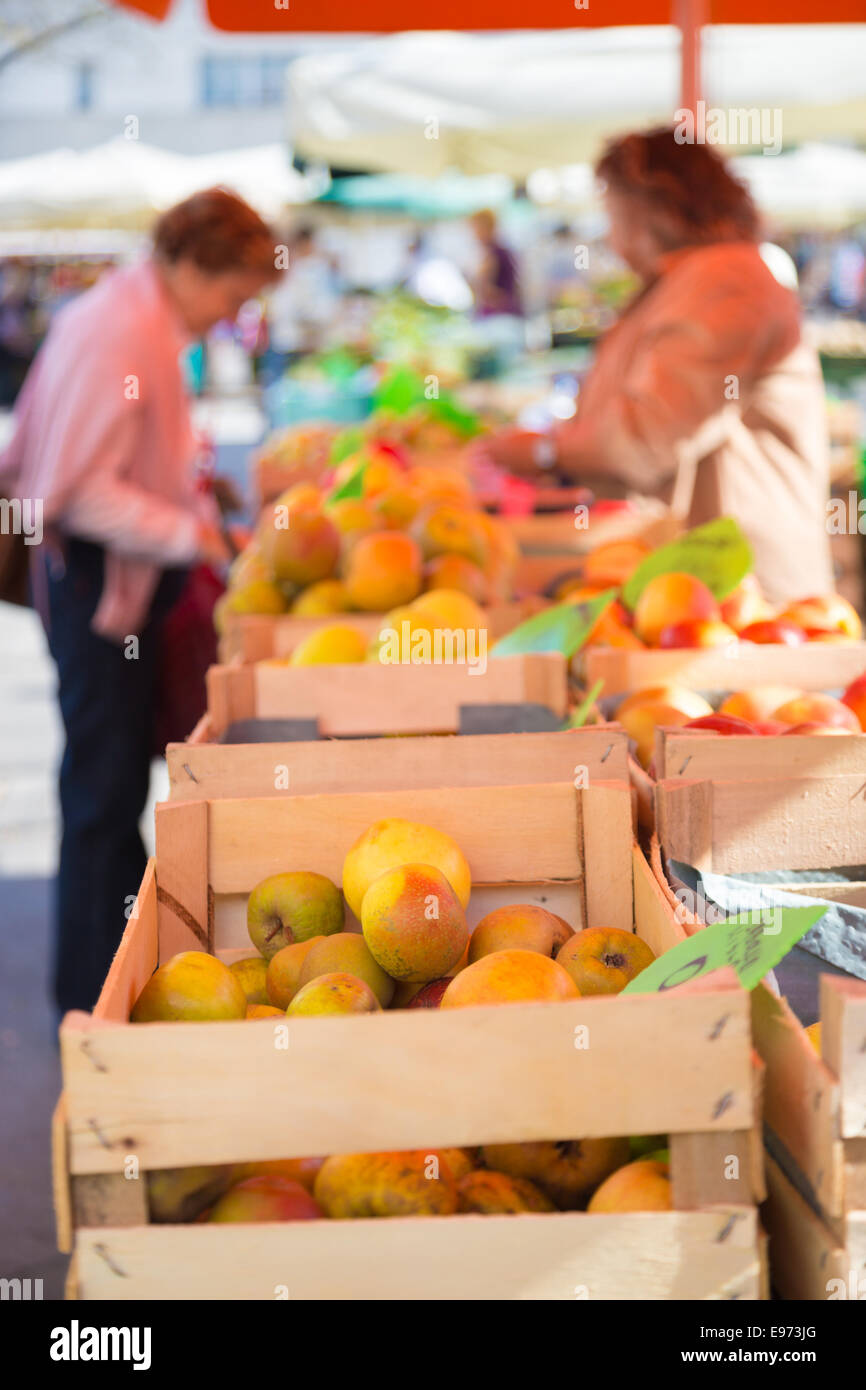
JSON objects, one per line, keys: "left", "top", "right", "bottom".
{"left": 482, "top": 129, "right": 833, "bottom": 602}
{"left": 0, "top": 188, "right": 279, "bottom": 1016}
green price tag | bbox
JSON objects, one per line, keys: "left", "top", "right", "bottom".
{"left": 621, "top": 517, "right": 753, "bottom": 610}
{"left": 491, "top": 591, "right": 617, "bottom": 660}
{"left": 622, "top": 903, "right": 828, "bottom": 995}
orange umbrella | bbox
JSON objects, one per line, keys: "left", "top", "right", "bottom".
{"left": 111, "top": 0, "right": 866, "bottom": 110}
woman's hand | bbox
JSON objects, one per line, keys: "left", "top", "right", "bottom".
{"left": 470, "top": 428, "right": 555, "bottom": 478}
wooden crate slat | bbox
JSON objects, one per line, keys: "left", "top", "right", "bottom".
{"left": 92, "top": 860, "right": 160, "bottom": 1024}
{"left": 762, "top": 1154, "right": 849, "bottom": 1301}
{"left": 153, "top": 802, "right": 211, "bottom": 959}
{"left": 60, "top": 986, "right": 752, "bottom": 1176}
{"left": 71, "top": 1206, "right": 760, "bottom": 1301}
{"left": 751, "top": 984, "right": 843, "bottom": 1220}
{"left": 821, "top": 976, "right": 866, "bottom": 1140}
{"left": 247, "top": 653, "right": 568, "bottom": 738}
{"left": 656, "top": 730, "right": 866, "bottom": 782}
{"left": 580, "top": 783, "right": 634, "bottom": 934}
{"left": 52, "top": 1096, "right": 73, "bottom": 1257}
{"left": 206, "top": 783, "right": 589, "bottom": 895}
{"left": 206, "top": 664, "right": 255, "bottom": 738}
{"left": 632, "top": 841, "right": 688, "bottom": 957}
{"left": 657, "top": 776, "right": 866, "bottom": 874}
{"left": 167, "top": 728, "right": 629, "bottom": 805}
{"left": 584, "top": 641, "right": 866, "bottom": 697}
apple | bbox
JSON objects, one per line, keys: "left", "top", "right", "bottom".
{"left": 841, "top": 673, "right": 866, "bottom": 731}
{"left": 780, "top": 594, "right": 862, "bottom": 639}
{"left": 657, "top": 619, "right": 738, "bottom": 650}
{"left": 683, "top": 713, "right": 759, "bottom": 736}
{"left": 720, "top": 574, "right": 773, "bottom": 631}
{"left": 719, "top": 687, "right": 804, "bottom": 722}
{"left": 209, "top": 1176, "right": 323, "bottom": 1223}
{"left": 407, "top": 979, "right": 450, "bottom": 1008}
{"left": 738, "top": 619, "right": 806, "bottom": 646}
{"left": 247, "top": 871, "right": 344, "bottom": 960}
{"left": 772, "top": 694, "right": 861, "bottom": 732}
{"left": 556, "top": 927, "right": 656, "bottom": 996}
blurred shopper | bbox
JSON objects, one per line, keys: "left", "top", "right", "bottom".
{"left": 0, "top": 188, "right": 279, "bottom": 1017}
{"left": 262, "top": 224, "right": 338, "bottom": 382}
{"left": 470, "top": 208, "right": 522, "bottom": 318}
{"left": 481, "top": 129, "right": 833, "bottom": 601}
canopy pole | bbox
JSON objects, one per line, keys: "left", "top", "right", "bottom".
{"left": 676, "top": 0, "right": 707, "bottom": 114}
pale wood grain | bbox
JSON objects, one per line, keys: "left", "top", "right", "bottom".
{"left": 751, "top": 984, "right": 843, "bottom": 1220}
{"left": 762, "top": 1155, "right": 849, "bottom": 1301}
{"left": 657, "top": 729, "right": 866, "bottom": 782}
{"left": 92, "top": 861, "right": 159, "bottom": 1024}
{"left": 71, "top": 1207, "right": 761, "bottom": 1301}
{"left": 166, "top": 727, "right": 628, "bottom": 803}
{"left": 206, "top": 783, "right": 589, "bottom": 894}
{"left": 821, "top": 975, "right": 866, "bottom": 1139}
{"left": 153, "top": 802, "right": 210, "bottom": 959}
{"left": 61, "top": 988, "right": 753, "bottom": 1176}
{"left": 633, "top": 842, "right": 688, "bottom": 957}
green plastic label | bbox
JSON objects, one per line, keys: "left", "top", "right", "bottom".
{"left": 491, "top": 591, "right": 617, "bottom": 660}
{"left": 621, "top": 517, "right": 753, "bottom": 610}
{"left": 622, "top": 903, "right": 828, "bottom": 995}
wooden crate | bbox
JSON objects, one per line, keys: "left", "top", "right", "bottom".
{"left": 198, "top": 651, "right": 568, "bottom": 741}
{"left": 756, "top": 977, "right": 866, "bottom": 1301}
{"left": 582, "top": 641, "right": 866, "bottom": 698}
{"left": 220, "top": 599, "right": 543, "bottom": 665}
{"left": 53, "top": 780, "right": 765, "bottom": 1301}
{"left": 168, "top": 723, "right": 627, "bottom": 804}
{"left": 503, "top": 506, "right": 678, "bottom": 558}
{"left": 654, "top": 756, "right": 866, "bottom": 882}
{"left": 652, "top": 758, "right": 866, "bottom": 1298}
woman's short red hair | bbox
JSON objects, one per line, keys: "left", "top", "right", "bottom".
{"left": 153, "top": 187, "right": 278, "bottom": 276}
{"left": 595, "top": 127, "right": 761, "bottom": 248}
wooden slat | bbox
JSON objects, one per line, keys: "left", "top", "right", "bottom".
{"left": 821, "top": 975, "right": 866, "bottom": 1140}
{"left": 654, "top": 781, "right": 714, "bottom": 874}
{"left": 670, "top": 1131, "right": 758, "bottom": 1208}
{"left": 762, "top": 1155, "right": 849, "bottom": 1301}
{"left": 751, "top": 985, "right": 843, "bottom": 1220}
{"left": 578, "top": 782, "right": 633, "bottom": 932}
{"left": 584, "top": 640, "right": 866, "bottom": 697}
{"left": 657, "top": 775, "right": 866, "bottom": 874}
{"left": 632, "top": 841, "right": 688, "bottom": 957}
{"left": 207, "top": 783, "right": 591, "bottom": 894}
{"left": 153, "top": 802, "right": 210, "bottom": 958}
{"left": 657, "top": 730, "right": 866, "bottom": 782}
{"left": 91, "top": 861, "right": 159, "bottom": 1023}
{"left": 52, "top": 1095, "right": 73, "bottom": 1256}
{"left": 71, "top": 1207, "right": 761, "bottom": 1301}
{"left": 166, "top": 727, "right": 629, "bottom": 803}
{"left": 248, "top": 653, "right": 568, "bottom": 736}
{"left": 206, "top": 662, "right": 255, "bottom": 737}
{"left": 61, "top": 986, "right": 752, "bottom": 1176}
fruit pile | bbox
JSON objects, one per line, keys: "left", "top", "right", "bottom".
{"left": 619, "top": 670, "right": 866, "bottom": 767}
{"left": 216, "top": 448, "right": 520, "bottom": 651}
{"left": 131, "top": 818, "right": 656, "bottom": 1024}
{"left": 145, "top": 1140, "right": 672, "bottom": 1227}
{"left": 560, "top": 551, "right": 861, "bottom": 653}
